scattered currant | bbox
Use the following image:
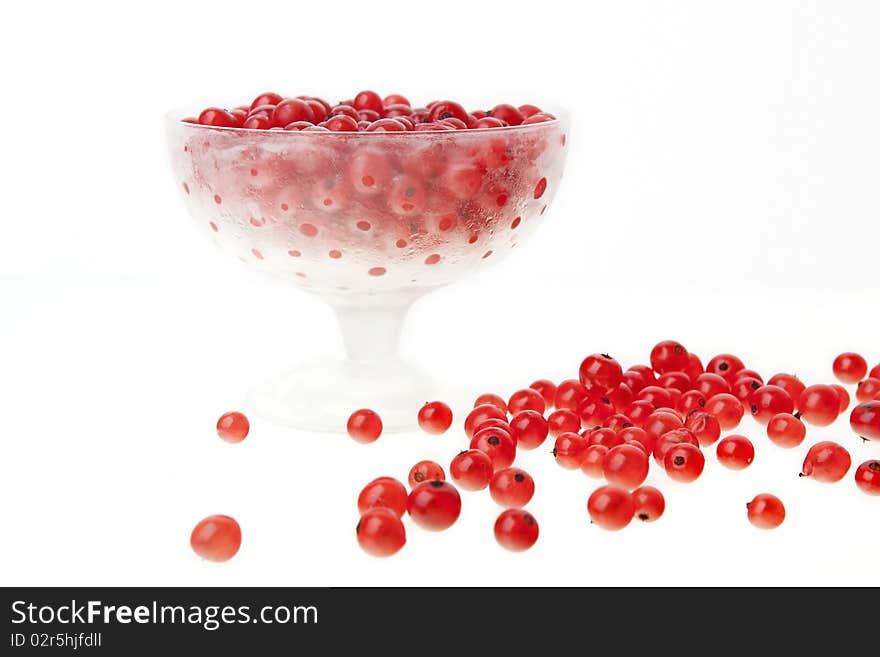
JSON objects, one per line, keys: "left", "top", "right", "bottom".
{"left": 529, "top": 379, "right": 558, "bottom": 408}
{"left": 746, "top": 494, "right": 785, "bottom": 529}
{"left": 489, "top": 468, "right": 535, "bottom": 507}
{"left": 417, "top": 401, "right": 453, "bottom": 434}
{"left": 579, "top": 353, "right": 624, "bottom": 391}
{"left": 356, "top": 508, "right": 406, "bottom": 557}
{"left": 602, "top": 444, "right": 650, "bottom": 489}
{"left": 694, "top": 373, "right": 732, "bottom": 398}
{"left": 470, "top": 426, "right": 517, "bottom": 471}
{"left": 684, "top": 411, "right": 722, "bottom": 446}
{"left": 850, "top": 401, "right": 880, "bottom": 441}
{"left": 833, "top": 352, "right": 868, "bottom": 384}
{"left": 473, "top": 394, "right": 508, "bottom": 415}
{"left": 358, "top": 476, "right": 408, "bottom": 517}
{"left": 578, "top": 395, "right": 615, "bottom": 426}
{"left": 587, "top": 485, "right": 636, "bottom": 530}
{"left": 704, "top": 393, "right": 745, "bottom": 430}
{"left": 766, "top": 412, "right": 806, "bottom": 448}
{"left": 555, "top": 379, "right": 589, "bottom": 410}
{"left": 586, "top": 427, "right": 624, "bottom": 449}
{"left": 715, "top": 435, "right": 755, "bottom": 470}
{"left": 346, "top": 408, "right": 383, "bottom": 443}
{"left": 508, "top": 388, "right": 546, "bottom": 415}
{"left": 632, "top": 486, "right": 665, "bottom": 522}
{"left": 643, "top": 410, "right": 684, "bottom": 442}
{"left": 663, "top": 443, "right": 705, "bottom": 483}
{"left": 553, "top": 432, "right": 589, "bottom": 469}
{"left": 450, "top": 449, "right": 493, "bottom": 491}
{"left": 407, "top": 480, "right": 462, "bottom": 531}
{"left": 749, "top": 385, "right": 794, "bottom": 425}
{"left": 767, "top": 373, "right": 806, "bottom": 405}
{"left": 854, "top": 460, "right": 880, "bottom": 496}
{"left": 509, "top": 410, "right": 550, "bottom": 449}
{"left": 190, "top": 515, "right": 242, "bottom": 562}
{"left": 732, "top": 376, "right": 762, "bottom": 405}
{"left": 494, "top": 509, "right": 539, "bottom": 551}
{"left": 800, "top": 441, "right": 852, "bottom": 483}
{"left": 216, "top": 411, "right": 250, "bottom": 443}
{"left": 830, "top": 384, "right": 850, "bottom": 415}
{"left": 580, "top": 444, "right": 609, "bottom": 478}
{"left": 547, "top": 409, "right": 581, "bottom": 437}
{"left": 650, "top": 340, "right": 690, "bottom": 374}
{"left": 797, "top": 385, "right": 841, "bottom": 426}
{"left": 706, "top": 354, "right": 746, "bottom": 383}
{"left": 657, "top": 371, "right": 691, "bottom": 393}
{"left": 856, "top": 378, "right": 880, "bottom": 402}
{"left": 653, "top": 427, "right": 699, "bottom": 465}
{"left": 465, "top": 404, "right": 508, "bottom": 439}
{"left": 408, "top": 460, "right": 445, "bottom": 488}
{"left": 617, "top": 425, "right": 655, "bottom": 454}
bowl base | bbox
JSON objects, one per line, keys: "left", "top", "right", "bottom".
{"left": 247, "top": 358, "right": 441, "bottom": 433}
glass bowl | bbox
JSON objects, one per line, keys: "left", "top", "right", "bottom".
{"left": 167, "top": 110, "right": 569, "bottom": 431}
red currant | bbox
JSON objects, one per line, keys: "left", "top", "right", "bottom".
{"left": 509, "top": 410, "right": 549, "bottom": 449}
{"left": 577, "top": 395, "right": 615, "bottom": 427}
{"left": 800, "top": 441, "right": 851, "bottom": 483}
{"left": 850, "top": 401, "right": 880, "bottom": 441}
{"left": 547, "top": 409, "right": 581, "bottom": 437}
{"left": 603, "top": 413, "right": 633, "bottom": 432}
{"left": 250, "top": 92, "right": 283, "bottom": 109}
{"left": 358, "top": 477, "right": 408, "bottom": 517}
{"left": 854, "top": 460, "right": 880, "bottom": 495}
{"left": 580, "top": 444, "right": 609, "bottom": 478}
{"left": 408, "top": 460, "right": 445, "bottom": 488}
{"left": 644, "top": 410, "right": 684, "bottom": 442}
{"left": 871, "top": 364, "right": 880, "bottom": 380}
{"left": 637, "top": 386, "right": 675, "bottom": 410}
{"left": 587, "top": 427, "right": 624, "bottom": 449}
{"left": 529, "top": 379, "right": 557, "bottom": 408}
{"left": 346, "top": 409, "right": 383, "bottom": 443}
{"left": 555, "top": 379, "right": 589, "bottom": 410}
{"left": 198, "top": 107, "right": 238, "bottom": 127}
{"left": 797, "top": 385, "right": 840, "bottom": 426}
{"left": 488, "top": 103, "right": 525, "bottom": 126}
{"left": 508, "top": 388, "right": 546, "bottom": 415}
{"left": 833, "top": 352, "right": 868, "bottom": 384}
{"left": 632, "top": 486, "right": 665, "bottom": 522}
{"left": 657, "top": 371, "right": 692, "bottom": 393}
{"left": 602, "top": 444, "right": 649, "bottom": 489}
{"left": 767, "top": 373, "right": 806, "bottom": 403}
{"left": 746, "top": 494, "right": 785, "bottom": 529}
{"left": 450, "top": 449, "right": 493, "bottom": 491}
{"left": 351, "top": 90, "right": 383, "bottom": 114}
{"left": 357, "top": 508, "right": 406, "bottom": 557}
{"left": 473, "top": 394, "right": 508, "bottom": 415}
{"left": 417, "top": 401, "right": 453, "bottom": 435}
{"left": 465, "top": 403, "right": 507, "bottom": 439}
{"left": 677, "top": 390, "right": 708, "bottom": 415}
{"left": 830, "top": 384, "right": 850, "bottom": 415}
{"left": 216, "top": 411, "right": 249, "bottom": 443}
{"left": 650, "top": 340, "right": 690, "bottom": 374}
{"left": 731, "top": 376, "right": 763, "bottom": 405}
{"left": 624, "top": 400, "right": 659, "bottom": 428}
{"left": 617, "top": 426, "right": 655, "bottom": 454}
{"left": 767, "top": 412, "right": 806, "bottom": 448}
{"left": 470, "top": 426, "right": 517, "bottom": 471}
{"left": 587, "top": 485, "right": 635, "bottom": 530}
{"left": 684, "top": 411, "right": 721, "bottom": 446}
{"left": 663, "top": 443, "right": 705, "bottom": 482}
{"left": 272, "top": 98, "right": 315, "bottom": 126}
{"left": 407, "top": 480, "right": 461, "bottom": 531}
{"left": 705, "top": 354, "right": 745, "bottom": 383}
{"left": 749, "top": 385, "right": 794, "bottom": 424}
{"left": 716, "top": 435, "right": 755, "bottom": 470}
{"left": 694, "top": 373, "right": 732, "bottom": 398}
{"left": 684, "top": 353, "right": 705, "bottom": 381}
{"left": 579, "top": 353, "right": 624, "bottom": 391}
{"left": 494, "top": 509, "right": 539, "bottom": 551}
{"left": 607, "top": 382, "right": 635, "bottom": 411}
{"left": 653, "top": 427, "right": 699, "bottom": 465}
{"left": 856, "top": 378, "right": 880, "bottom": 402}
{"left": 704, "top": 393, "right": 745, "bottom": 430}
{"left": 490, "top": 467, "right": 535, "bottom": 507}
{"left": 553, "top": 432, "right": 588, "bottom": 469}
{"left": 428, "top": 100, "right": 469, "bottom": 123}
{"left": 190, "top": 515, "right": 241, "bottom": 562}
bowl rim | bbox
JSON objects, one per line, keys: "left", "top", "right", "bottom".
{"left": 165, "top": 106, "right": 569, "bottom": 137}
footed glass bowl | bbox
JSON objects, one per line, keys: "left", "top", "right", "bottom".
{"left": 167, "top": 111, "right": 568, "bottom": 431}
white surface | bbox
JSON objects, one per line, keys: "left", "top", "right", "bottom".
{"left": 1, "top": 0, "right": 878, "bottom": 586}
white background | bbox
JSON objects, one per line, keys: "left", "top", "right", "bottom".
{"left": 1, "top": 0, "right": 878, "bottom": 586}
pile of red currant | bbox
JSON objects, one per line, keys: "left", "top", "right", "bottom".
{"left": 187, "top": 91, "right": 555, "bottom": 133}
{"left": 190, "top": 346, "right": 880, "bottom": 562}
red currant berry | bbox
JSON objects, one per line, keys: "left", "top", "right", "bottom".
{"left": 197, "top": 107, "right": 239, "bottom": 127}
{"left": 548, "top": 409, "right": 581, "bottom": 437}
{"left": 767, "top": 413, "right": 806, "bottom": 448}
{"left": 579, "top": 353, "right": 624, "bottom": 391}
{"left": 684, "top": 410, "right": 721, "bottom": 446}
{"left": 216, "top": 411, "right": 249, "bottom": 443}
{"left": 850, "top": 401, "right": 880, "bottom": 441}
{"left": 358, "top": 477, "right": 408, "bottom": 517}
{"left": 623, "top": 400, "right": 658, "bottom": 428}
{"left": 602, "top": 444, "right": 649, "bottom": 489}
{"left": 637, "top": 386, "right": 675, "bottom": 410}
{"left": 465, "top": 403, "right": 507, "bottom": 438}
{"left": 357, "top": 508, "right": 406, "bottom": 557}
{"left": 508, "top": 388, "right": 546, "bottom": 415}
{"left": 607, "top": 382, "right": 635, "bottom": 411}
{"left": 604, "top": 413, "right": 633, "bottom": 432}
{"left": 705, "top": 393, "right": 745, "bottom": 430}
{"left": 272, "top": 98, "right": 315, "bottom": 127}
{"left": 555, "top": 379, "right": 589, "bottom": 410}
{"left": 347, "top": 409, "right": 383, "bottom": 443}
{"left": 450, "top": 450, "right": 493, "bottom": 491}
{"left": 628, "top": 364, "right": 658, "bottom": 385}
{"left": 705, "top": 354, "right": 745, "bottom": 383}
{"left": 684, "top": 353, "right": 705, "bottom": 381}
{"left": 716, "top": 435, "right": 755, "bottom": 470}
{"left": 800, "top": 441, "right": 851, "bottom": 482}
{"left": 587, "top": 427, "right": 624, "bottom": 449}
{"left": 242, "top": 114, "right": 271, "bottom": 130}
{"left": 250, "top": 92, "right": 283, "bottom": 110}
{"left": 587, "top": 485, "right": 635, "bottom": 530}
{"left": 417, "top": 401, "right": 453, "bottom": 435}
{"left": 487, "top": 103, "right": 525, "bottom": 126}
{"left": 871, "top": 364, "right": 880, "bottom": 380}
{"left": 324, "top": 114, "right": 359, "bottom": 132}
{"left": 767, "top": 373, "right": 806, "bottom": 403}
{"left": 632, "top": 486, "right": 665, "bottom": 522}
{"left": 830, "top": 384, "right": 850, "bottom": 415}
{"left": 694, "top": 373, "right": 732, "bottom": 398}
{"left": 677, "top": 390, "right": 708, "bottom": 415}
{"left": 746, "top": 494, "right": 785, "bottom": 529}
{"left": 580, "top": 444, "right": 609, "bottom": 477}
{"left": 473, "top": 116, "right": 506, "bottom": 128}
{"left": 407, "top": 480, "right": 462, "bottom": 531}
{"left": 749, "top": 385, "right": 794, "bottom": 424}
{"left": 494, "top": 509, "right": 539, "bottom": 551}
{"left": 408, "top": 460, "right": 445, "bottom": 488}
{"left": 470, "top": 426, "right": 517, "bottom": 471}
{"left": 490, "top": 467, "right": 535, "bottom": 507}
{"left": 351, "top": 90, "right": 383, "bottom": 114}
{"left": 664, "top": 443, "right": 705, "bottom": 482}
{"left": 856, "top": 378, "right": 880, "bottom": 402}
{"left": 190, "top": 515, "right": 242, "bottom": 562}
{"left": 509, "top": 410, "right": 549, "bottom": 449}
{"left": 833, "top": 352, "right": 868, "bottom": 384}
{"left": 653, "top": 427, "right": 699, "bottom": 465}
{"left": 657, "top": 371, "right": 691, "bottom": 393}
{"left": 797, "top": 385, "right": 840, "bottom": 426}
{"left": 617, "top": 426, "right": 655, "bottom": 454}
{"left": 644, "top": 410, "right": 684, "bottom": 442}
{"left": 473, "top": 393, "right": 508, "bottom": 415}
{"left": 365, "top": 118, "right": 406, "bottom": 132}
{"left": 732, "top": 376, "right": 763, "bottom": 405}
{"left": 577, "top": 395, "right": 615, "bottom": 427}
{"left": 428, "top": 100, "right": 469, "bottom": 123}
{"left": 529, "top": 379, "right": 557, "bottom": 408}
{"left": 854, "top": 460, "right": 880, "bottom": 495}
{"left": 650, "top": 340, "right": 690, "bottom": 374}
{"left": 553, "top": 432, "right": 588, "bottom": 469}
